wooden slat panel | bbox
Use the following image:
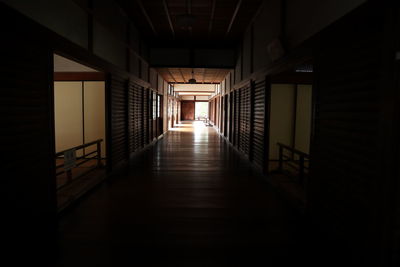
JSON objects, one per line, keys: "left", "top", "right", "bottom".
{"left": 128, "top": 81, "right": 144, "bottom": 153}
{"left": 239, "top": 85, "right": 251, "bottom": 156}
{"left": 250, "top": 78, "right": 266, "bottom": 167}
{"left": 143, "top": 88, "right": 149, "bottom": 144}
{"left": 234, "top": 90, "right": 240, "bottom": 147}
{"left": 0, "top": 4, "right": 56, "bottom": 263}
{"left": 309, "top": 3, "right": 385, "bottom": 264}
{"left": 111, "top": 75, "right": 128, "bottom": 167}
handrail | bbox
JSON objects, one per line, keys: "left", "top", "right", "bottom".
{"left": 55, "top": 139, "right": 103, "bottom": 157}
{"left": 277, "top": 142, "right": 310, "bottom": 158}
{"left": 56, "top": 139, "right": 104, "bottom": 190}
{"left": 277, "top": 143, "right": 310, "bottom": 186}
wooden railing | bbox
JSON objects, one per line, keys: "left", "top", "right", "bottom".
{"left": 56, "top": 139, "right": 103, "bottom": 189}
{"left": 277, "top": 142, "right": 310, "bottom": 185}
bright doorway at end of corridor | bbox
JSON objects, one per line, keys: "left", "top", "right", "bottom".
{"left": 195, "top": 102, "right": 209, "bottom": 120}
{"left": 174, "top": 84, "right": 215, "bottom": 122}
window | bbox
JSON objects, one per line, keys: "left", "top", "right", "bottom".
{"left": 157, "top": 95, "right": 161, "bottom": 118}
{"left": 153, "top": 92, "right": 157, "bottom": 119}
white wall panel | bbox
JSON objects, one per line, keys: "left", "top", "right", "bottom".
{"left": 269, "top": 84, "right": 296, "bottom": 160}
{"left": 54, "top": 82, "right": 83, "bottom": 154}
{"left": 294, "top": 85, "right": 313, "bottom": 154}
{"left": 84, "top": 82, "right": 106, "bottom": 158}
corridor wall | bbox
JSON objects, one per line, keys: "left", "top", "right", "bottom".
{"left": 1, "top": 5, "right": 56, "bottom": 264}
{"left": 1, "top": 0, "right": 148, "bottom": 75}
{"left": 0, "top": 3, "right": 167, "bottom": 264}
{"left": 215, "top": 2, "right": 397, "bottom": 266}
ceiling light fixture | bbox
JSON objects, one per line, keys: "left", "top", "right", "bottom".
{"left": 188, "top": 69, "right": 196, "bottom": 84}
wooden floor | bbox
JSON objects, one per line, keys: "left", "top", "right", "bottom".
{"left": 57, "top": 121, "right": 318, "bottom": 266}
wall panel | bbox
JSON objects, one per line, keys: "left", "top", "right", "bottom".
{"left": 309, "top": 3, "right": 384, "bottom": 263}
{"left": 54, "top": 82, "right": 83, "bottom": 153}
{"left": 269, "top": 84, "right": 296, "bottom": 160}
{"left": 128, "top": 82, "right": 143, "bottom": 154}
{"left": 110, "top": 75, "right": 128, "bottom": 168}
{"left": 235, "top": 48, "right": 242, "bottom": 84}
{"left": 143, "top": 88, "right": 149, "bottom": 144}
{"left": 242, "top": 29, "right": 252, "bottom": 79}
{"left": 84, "top": 81, "right": 106, "bottom": 158}
{"left": 239, "top": 85, "right": 251, "bottom": 156}
{"left": 1, "top": 0, "right": 88, "bottom": 48}
{"left": 251, "top": 78, "right": 267, "bottom": 168}
{"left": 234, "top": 90, "right": 240, "bottom": 146}
{"left": 0, "top": 6, "right": 56, "bottom": 262}
{"left": 130, "top": 54, "right": 140, "bottom": 77}
{"left": 93, "top": 0, "right": 127, "bottom": 41}
{"left": 253, "top": 0, "right": 280, "bottom": 71}
{"left": 286, "top": 0, "right": 366, "bottom": 48}
{"left": 294, "top": 85, "right": 312, "bottom": 154}
{"left": 93, "top": 21, "right": 126, "bottom": 69}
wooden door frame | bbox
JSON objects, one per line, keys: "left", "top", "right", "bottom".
{"left": 181, "top": 100, "right": 195, "bottom": 120}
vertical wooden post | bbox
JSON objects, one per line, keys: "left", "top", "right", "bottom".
{"left": 278, "top": 145, "right": 283, "bottom": 173}
{"left": 299, "top": 155, "right": 305, "bottom": 185}
{"left": 249, "top": 80, "right": 255, "bottom": 162}
{"left": 263, "top": 76, "right": 271, "bottom": 175}
{"left": 97, "top": 141, "right": 103, "bottom": 167}
{"left": 66, "top": 170, "right": 72, "bottom": 184}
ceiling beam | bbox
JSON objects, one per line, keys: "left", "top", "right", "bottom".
{"left": 162, "top": 0, "right": 175, "bottom": 38}
{"left": 226, "top": 0, "right": 242, "bottom": 36}
{"left": 175, "top": 90, "right": 215, "bottom": 93}
{"left": 187, "top": 0, "right": 193, "bottom": 35}
{"left": 172, "top": 82, "right": 220, "bottom": 84}
{"left": 136, "top": 0, "right": 157, "bottom": 36}
{"left": 208, "top": 0, "right": 216, "bottom": 35}
{"left": 187, "top": 0, "right": 192, "bottom": 14}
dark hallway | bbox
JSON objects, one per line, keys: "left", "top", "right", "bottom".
{"left": 2, "top": 1, "right": 400, "bottom": 266}
{"left": 58, "top": 121, "right": 307, "bottom": 266}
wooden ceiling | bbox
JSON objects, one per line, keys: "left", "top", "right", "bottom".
{"left": 157, "top": 67, "right": 229, "bottom": 83}
{"left": 117, "top": 0, "right": 263, "bottom": 46}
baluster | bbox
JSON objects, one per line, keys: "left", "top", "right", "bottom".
{"left": 66, "top": 170, "right": 72, "bottom": 184}
{"left": 97, "top": 141, "right": 103, "bottom": 167}
{"left": 278, "top": 145, "right": 283, "bottom": 172}
{"left": 299, "top": 155, "right": 304, "bottom": 185}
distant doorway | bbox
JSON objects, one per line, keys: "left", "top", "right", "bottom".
{"left": 195, "top": 102, "right": 209, "bottom": 120}
{"left": 181, "top": 101, "right": 195, "bottom": 120}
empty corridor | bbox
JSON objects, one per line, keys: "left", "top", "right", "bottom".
{"left": 57, "top": 121, "right": 318, "bottom": 266}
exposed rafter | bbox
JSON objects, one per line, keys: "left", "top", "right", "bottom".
{"left": 162, "top": 0, "right": 175, "bottom": 38}
{"left": 226, "top": 0, "right": 242, "bottom": 36}
{"left": 136, "top": 0, "right": 157, "bottom": 36}
{"left": 208, "top": 0, "right": 216, "bottom": 36}
{"left": 166, "top": 68, "right": 177, "bottom": 83}
{"left": 211, "top": 69, "right": 221, "bottom": 83}
{"left": 187, "top": 0, "right": 193, "bottom": 35}
{"left": 179, "top": 69, "right": 186, "bottom": 83}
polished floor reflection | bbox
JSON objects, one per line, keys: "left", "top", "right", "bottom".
{"left": 57, "top": 121, "right": 310, "bottom": 267}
